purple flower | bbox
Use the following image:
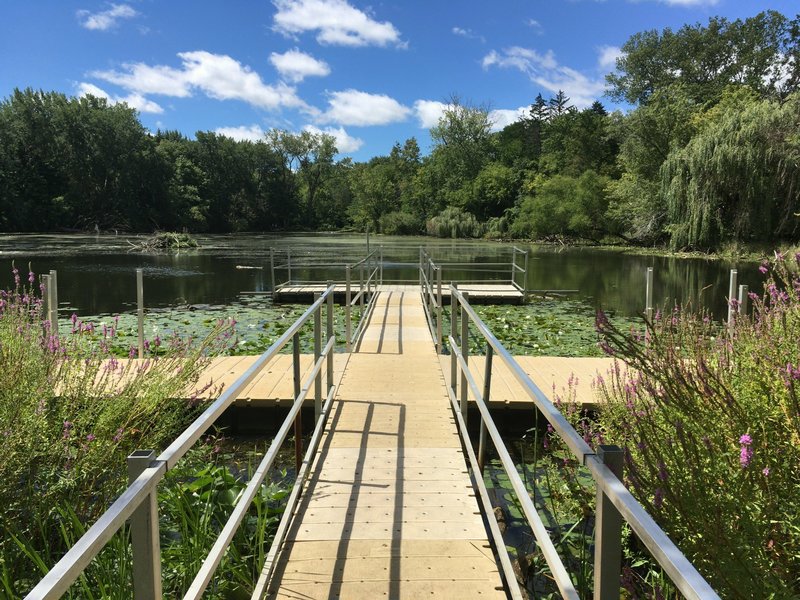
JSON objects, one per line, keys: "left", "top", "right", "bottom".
{"left": 86, "top": 434, "right": 96, "bottom": 442}
{"left": 28, "top": 271, "right": 34, "bottom": 284}
{"left": 653, "top": 488, "right": 664, "bottom": 509}
{"left": 739, "top": 434, "right": 753, "bottom": 468}
{"left": 759, "top": 260, "right": 769, "bottom": 275}
{"left": 762, "top": 467, "right": 770, "bottom": 477}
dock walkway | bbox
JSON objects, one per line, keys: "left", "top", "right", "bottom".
{"left": 264, "top": 291, "right": 507, "bottom": 599}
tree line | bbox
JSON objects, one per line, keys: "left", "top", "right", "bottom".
{"left": 1, "top": 9, "right": 798, "bottom": 250}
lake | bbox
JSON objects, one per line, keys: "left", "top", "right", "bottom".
{"left": 0, "top": 233, "right": 762, "bottom": 319}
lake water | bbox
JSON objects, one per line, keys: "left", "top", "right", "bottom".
{"left": 0, "top": 233, "right": 761, "bottom": 319}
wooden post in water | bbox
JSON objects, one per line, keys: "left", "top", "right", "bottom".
{"left": 270, "top": 248, "right": 275, "bottom": 291}
{"left": 366, "top": 224, "right": 370, "bottom": 254}
{"left": 645, "top": 267, "right": 654, "bottom": 322}
{"left": 727, "top": 269, "right": 738, "bottom": 335}
{"left": 136, "top": 268, "right": 145, "bottom": 358}
{"left": 738, "top": 284, "right": 749, "bottom": 318}
{"left": 48, "top": 269, "right": 59, "bottom": 336}
{"left": 287, "top": 249, "right": 292, "bottom": 285}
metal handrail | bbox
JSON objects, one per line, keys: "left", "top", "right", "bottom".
{"left": 28, "top": 286, "right": 339, "bottom": 599}
{"left": 446, "top": 284, "right": 720, "bottom": 600}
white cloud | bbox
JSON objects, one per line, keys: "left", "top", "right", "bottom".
{"left": 303, "top": 125, "right": 363, "bottom": 153}
{"left": 273, "top": 0, "right": 403, "bottom": 47}
{"left": 318, "top": 90, "right": 411, "bottom": 126}
{"left": 413, "top": 99, "right": 447, "bottom": 129}
{"left": 527, "top": 19, "right": 544, "bottom": 34}
{"left": 77, "top": 4, "right": 138, "bottom": 31}
{"left": 77, "top": 82, "right": 163, "bottom": 113}
{"left": 489, "top": 107, "right": 527, "bottom": 131}
{"left": 483, "top": 46, "right": 606, "bottom": 108}
{"left": 270, "top": 48, "right": 331, "bottom": 82}
{"left": 91, "top": 51, "right": 310, "bottom": 112}
{"left": 214, "top": 124, "right": 267, "bottom": 142}
{"left": 598, "top": 45, "right": 623, "bottom": 70}
{"left": 452, "top": 27, "right": 485, "bottom": 42}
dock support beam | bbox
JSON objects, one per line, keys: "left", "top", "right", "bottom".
{"left": 645, "top": 267, "right": 653, "bottom": 322}
{"left": 346, "top": 266, "right": 352, "bottom": 352}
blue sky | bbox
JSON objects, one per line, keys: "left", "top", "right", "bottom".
{"left": 1, "top": 0, "right": 795, "bottom": 161}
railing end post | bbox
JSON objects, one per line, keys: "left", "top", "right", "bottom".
{"left": 594, "top": 444, "right": 624, "bottom": 600}
{"left": 127, "top": 449, "right": 162, "bottom": 600}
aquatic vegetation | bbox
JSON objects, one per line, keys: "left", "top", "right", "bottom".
{"left": 594, "top": 252, "right": 800, "bottom": 597}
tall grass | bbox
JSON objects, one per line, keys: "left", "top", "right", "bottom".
{"left": 594, "top": 252, "right": 800, "bottom": 597}
{"left": 0, "top": 263, "right": 240, "bottom": 597}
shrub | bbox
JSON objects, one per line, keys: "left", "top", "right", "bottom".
{"left": 378, "top": 210, "right": 422, "bottom": 235}
{"left": 0, "top": 264, "right": 233, "bottom": 597}
{"left": 594, "top": 252, "right": 800, "bottom": 597}
{"left": 426, "top": 206, "right": 484, "bottom": 238}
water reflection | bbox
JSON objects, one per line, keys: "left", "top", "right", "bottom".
{"left": 0, "top": 233, "right": 761, "bottom": 318}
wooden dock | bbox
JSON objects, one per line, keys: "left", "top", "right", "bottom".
{"left": 274, "top": 283, "right": 524, "bottom": 304}
{"left": 263, "top": 291, "right": 507, "bottom": 599}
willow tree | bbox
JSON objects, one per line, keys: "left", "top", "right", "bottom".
{"left": 663, "top": 90, "right": 800, "bottom": 250}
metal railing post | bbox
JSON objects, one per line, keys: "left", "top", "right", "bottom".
{"left": 419, "top": 247, "right": 423, "bottom": 287}
{"left": 379, "top": 245, "right": 383, "bottom": 285}
{"left": 460, "top": 291, "right": 470, "bottom": 425}
{"left": 523, "top": 250, "right": 529, "bottom": 295}
{"left": 645, "top": 267, "right": 654, "bottom": 322}
{"left": 137, "top": 268, "right": 145, "bottom": 358}
{"left": 477, "top": 345, "right": 493, "bottom": 473}
{"left": 359, "top": 263, "right": 365, "bottom": 313}
{"left": 270, "top": 248, "right": 276, "bottom": 290}
{"left": 293, "top": 332, "right": 302, "bottom": 474}
{"left": 49, "top": 269, "right": 59, "bottom": 336}
{"left": 738, "top": 284, "right": 749, "bottom": 317}
{"left": 428, "top": 261, "right": 435, "bottom": 325}
{"left": 727, "top": 269, "right": 738, "bottom": 335}
{"left": 326, "top": 284, "right": 334, "bottom": 393}
{"left": 127, "top": 450, "right": 162, "bottom": 600}
{"left": 594, "top": 445, "right": 624, "bottom": 600}
{"left": 436, "top": 267, "right": 443, "bottom": 354}
{"left": 511, "top": 249, "right": 516, "bottom": 285}
{"left": 346, "top": 266, "right": 352, "bottom": 352}
{"left": 314, "top": 293, "right": 322, "bottom": 422}
{"left": 450, "top": 284, "right": 458, "bottom": 396}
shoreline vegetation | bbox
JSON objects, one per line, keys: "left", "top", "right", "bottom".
{"left": 1, "top": 11, "right": 798, "bottom": 255}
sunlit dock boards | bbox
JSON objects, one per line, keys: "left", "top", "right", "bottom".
{"left": 273, "top": 283, "right": 524, "bottom": 304}
{"left": 262, "top": 291, "right": 507, "bottom": 599}
{"left": 195, "top": 354, "right": 612, "bottom": 408}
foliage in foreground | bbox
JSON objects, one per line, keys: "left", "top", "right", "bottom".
{"left": 0, "top": 266, "right": 238, "bottom": 596}
{"left": 595, "top": 254, "right": 800, "bottom": 598}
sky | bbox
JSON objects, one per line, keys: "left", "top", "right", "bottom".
{"left": 1, "top": 0, "right": 796, "bottom": 161}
